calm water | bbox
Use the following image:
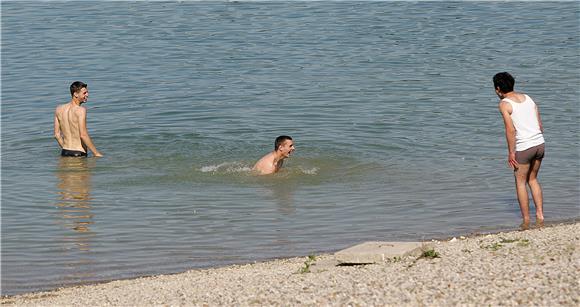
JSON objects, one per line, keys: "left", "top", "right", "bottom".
{"left": 2, "top": 1, "right": 579, "bottom": 296}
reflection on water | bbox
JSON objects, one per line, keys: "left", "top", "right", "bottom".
{"left": 269, "top": 182, "right": 296, "bottom": 215}
{"left": 55, "top": 157, "right": 95, "bottom": 252}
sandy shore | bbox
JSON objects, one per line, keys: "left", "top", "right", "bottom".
{"left": 3, "top": 222, "right": 578, "bottom": 306}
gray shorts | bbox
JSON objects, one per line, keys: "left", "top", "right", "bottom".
{"left": 515, "top": 143, "right": 545, "bottom": 164}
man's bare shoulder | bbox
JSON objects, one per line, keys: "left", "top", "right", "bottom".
{"left": 55, "top": 103, "right": 67, "bottom": 112}
{"left": 498, "top": 99, "right": 511, "bottom": 109}
{"left": 253, "top": 152, "right": 275, "bottom": 174}
{"left": 70, "top": 104, "right": 87, "bottom": 116}
{"left": 55, "top": 102, "right": 84, "bottom": 111}
{"left": 498, "top": 100, "right": 514, "bottom": 117}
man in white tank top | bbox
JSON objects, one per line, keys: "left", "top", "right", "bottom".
{"left": 494, "top": 72, "right": 545, "bottom": 227}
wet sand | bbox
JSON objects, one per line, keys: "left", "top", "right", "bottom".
{"left": 2, "top": 222, "right": 578, "bottom": 306}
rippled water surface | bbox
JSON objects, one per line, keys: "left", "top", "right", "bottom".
{"left": 2, "top": 1, "right": 579, "bottom": 295}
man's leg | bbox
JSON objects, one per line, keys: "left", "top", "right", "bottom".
{"left": 514, "top": 164, "right": 531, "bottom": 223}
{"left": 527, "top": 158, "right": 544, "bottom": 221}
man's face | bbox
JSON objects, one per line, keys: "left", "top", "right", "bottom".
{"left": 75, "top": 88, "right": 89, "bottom": 103}
{"left": 494, "top": 87, "right": 504, "bottom": 99}
{"left": 279, "top": 140, "right": 295, "bottom": 158}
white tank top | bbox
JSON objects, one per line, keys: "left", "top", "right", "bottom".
{"left": 505, "top": 94, "right": 545, "bottom": 151}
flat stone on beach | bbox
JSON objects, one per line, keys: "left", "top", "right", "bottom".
{"left": 335, "top": 241, "right": 430, "bottom": 264}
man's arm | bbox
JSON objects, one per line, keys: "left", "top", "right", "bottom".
{"left": 54, "top": 111, "right": 64, "bottom": 148}
{"left": 535, "top": 104, "right": 544, "bottom": 133}
{"left": 498, "top": 101, "right": 517, "bottom": 169}
{"left": 77, "top": 107, "right": 103, "bottom": 157}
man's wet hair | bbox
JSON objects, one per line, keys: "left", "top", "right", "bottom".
{"left": 493, "top": 72, "right": 515, "bottom": 93}
{"left": 70, "top": 81, "right": 88, "bottom": 97}
{"left": 275, "top": 135, "right": 292, "bottom": 151}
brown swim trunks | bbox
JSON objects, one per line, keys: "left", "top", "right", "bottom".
{"left": 515, "top": 143, "right": 545, "bottom": 164}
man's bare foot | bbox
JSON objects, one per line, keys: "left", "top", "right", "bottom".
{"left": 520, "top": 221, "right": 530, "bottom": 230}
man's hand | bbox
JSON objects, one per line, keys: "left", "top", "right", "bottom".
{"left": 508, "top": 152, "right": 518, "bottom": 170}
{"left": 94, "top": 152, "right": 103, "bottom": 157}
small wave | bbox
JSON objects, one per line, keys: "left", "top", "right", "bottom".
{"left": 200, "top": 162, "right": 252, "bottom": 174}
{"left": 299, "top": 167, "right": 319, "bottom": 175}
{"left": 201, "top": 163, "right": 318, "bottom": 176}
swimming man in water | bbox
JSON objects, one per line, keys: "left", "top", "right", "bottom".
{"left": 253, "top": 135, "right": 295, "bottom": 175}
{"left": 54, "top": 81, "right": 103, "bottom": 157}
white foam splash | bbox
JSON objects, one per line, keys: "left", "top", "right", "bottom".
{"left": 200, "top": 164, "right": 221, "bottom": 172}
{"left": 202, "top": 163, "right": 318, "bottom": 176}
{"left": 200, "top": 162, "right": 252, "bottom": 174}
{"left": 300, "top": 167, "right": 319, "bottom": 175}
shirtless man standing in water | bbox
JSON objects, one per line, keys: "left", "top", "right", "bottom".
{"left": 253, "top": 135, "right": 295, "bottom": 175}
{"left": 54, "top": 81, "right": 103, "bottom": 157}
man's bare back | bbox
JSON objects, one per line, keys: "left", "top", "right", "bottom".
{"left": 55, "top": 103, "right": 85, "bottom": 152}
{"left": 54, "top": 82, "right": 102, "bottom": 157}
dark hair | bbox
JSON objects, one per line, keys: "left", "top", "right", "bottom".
{"left": 70, "top": 81, "right": 88, "bottom": 97}
{"left": 493, "top": 72, "right": 515, "bottom": 93}
{"left": 275, "top": 135, "right": 292, "bottom": 151}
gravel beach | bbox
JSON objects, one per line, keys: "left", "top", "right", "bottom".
{"left": 3, "top": 222, "right": 578, "bottom": 306}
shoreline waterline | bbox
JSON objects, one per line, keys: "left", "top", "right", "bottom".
{"left": 2, "top": 217, "right": 577, "bottom": 297}
{"left": 3, "top": 220, "right": 578, "bottom": 305}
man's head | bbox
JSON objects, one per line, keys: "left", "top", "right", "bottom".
{"left": 274, "top": 135, "right": 295, "bottom": 158}
{"left": 70, "top": 81, "right": 89, "bottom": 103}
{"left": 493, "top": 72, "right": 515, "bottom": 94}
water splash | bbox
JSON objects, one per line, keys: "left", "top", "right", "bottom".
{"left": 299, "top": 166, "right": 319, "bottom": 175}
{"left": 200, "top": 162, "right": 253, "bottom": 174}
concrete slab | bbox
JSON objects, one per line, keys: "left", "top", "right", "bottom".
{"left": 335, "top": 241, "right": 432, "bottom": 264}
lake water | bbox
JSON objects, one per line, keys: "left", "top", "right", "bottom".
{"left": 1, "top": 1, "right": 579, "bottom": 296}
